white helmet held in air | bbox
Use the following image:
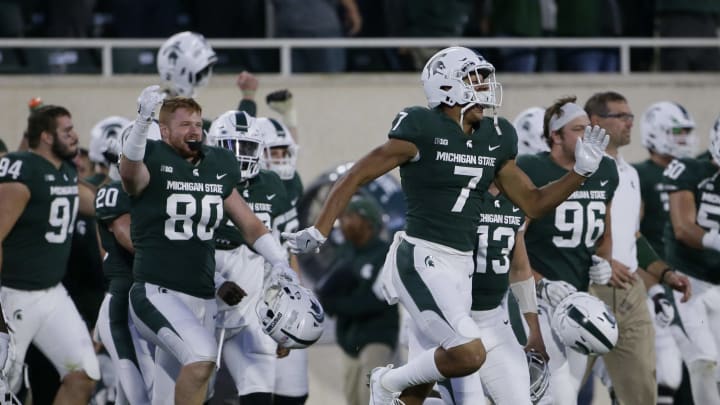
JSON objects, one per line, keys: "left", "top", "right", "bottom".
{"left": 513, "top": 107, "right": 549, "bottom": 155}
{"left": 421, "top": 46, "right": 502, "bottom": 110}
{"left": 527, "top": 351, "right": 550, "bottom": 403}
{"left": 88, "top": 116, "right": 131, "bottom": 165}
{"left": 157, "top": 31, "right": 217, "bottom": 97}
{"left": 641, "top": 101, "right": 697, "bottom": 158}
{"left": 255, "top": 117, "right": 298, "bottom": 180}
{"left": 256, "top": 280, "right": 325, "bottom": 349}
{"left": 551, "top": 292, "right": 618, "bottom": 355}
{"left": 208, "top": 110, "right": 263, "bottom": 181}
{"left": 710, "top": 114, "right": 720, "bottom": 165}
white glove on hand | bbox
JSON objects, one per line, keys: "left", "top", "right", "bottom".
{"left": 268, "top": 262, "right": 300, "bottom": 285}
{"left": 649, "top": 285, "right": 675, "bottom": 328}
{"left": 537, "top": 279, "right": 577, "bottom": 308}
{"left": 589, "top": 255, "right": 612, "bottom": 285}
{"left": 137, "top": 85, "right": 166, "bottom": 121}
{"left": 702, "top": 229, "right": 720, "bottom": 253}
{"left": 573, "top": 125, "right": 609, "bottom": 177}
{"left": 281, "top": 226, "right": 326, "bottom": 254}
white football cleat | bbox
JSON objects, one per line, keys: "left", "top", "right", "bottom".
{"left": 368, "top": 364, "right": 403, "bottom": 405}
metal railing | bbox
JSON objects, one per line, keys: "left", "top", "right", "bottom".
{"left": 0, "top": 37, "right": 718, "bottom": 76}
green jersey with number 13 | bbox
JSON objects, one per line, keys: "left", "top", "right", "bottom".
{"left": 389, "top": 107, "right": 518, "bottom": 252}
{"left": 130, "top": 140, "right": 240, "bottom": 298}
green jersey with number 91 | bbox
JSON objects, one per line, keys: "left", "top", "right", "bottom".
{"left": 215, "top": 169, "right": 294, "bottom": 249}
{"left": 0, "top": 152, "right": 79, "bottom": 290}
{"left": 472, "top": 192, "right": 525, "bottom": 311}
{"left": 389, "top": 107, "right": 518, "bottom": 252}
{"left": 131, "top": 140, "right": 240, "bottom": 298}
{"left": 662, "top": 158, "right": 720, "bottom": 284}
{"left": 518, "top": 153, "right": 618, "bottom": 291}
{"left": 95, "top": 180, "right": 133, "bottom": 282}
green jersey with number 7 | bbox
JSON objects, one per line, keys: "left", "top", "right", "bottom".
{"left": 130, "top": 139, "right": 240, "bottom": 298}
{"left": 389, "top": 106, "right": 518, "bottom": 251}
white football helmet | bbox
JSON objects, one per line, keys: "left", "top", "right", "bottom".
{"left": 551, "top": 292, "right": 618, "bottom": 355}
{"left": 527, "top": 351, "right": 550, "bottom": 404}
{"left": 88, "top": 116, "right": 131, "bottom": 165}
{"left": 255, "top": 117, "right": 298, "bottom": 180}
{"left": 208, "top": 110, "right": 263, "bottom": 181}
{"left": 641, "top": 101, "right": 697, "bottom": 158}
{"left": 256, "top": 280, "right": 325, "bottom": 349}
{"left": 513, "top": 107, "right": 549, "bottom": 155}
{"left": 157, "top": 31, "right": 217, "bottom": 97}
{"left": 421, "top": 46, "right": 502, "bottom": 109}
{"left": 710, "top": 114, "right": 720, "bottom": 165}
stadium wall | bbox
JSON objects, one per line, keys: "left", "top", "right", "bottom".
{"left": 1, "top": 74, "right": 718, "bottom": 182}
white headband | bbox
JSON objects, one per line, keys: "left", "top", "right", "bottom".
{"left": 549, "top": 102, "right": 587, "bottom": 132}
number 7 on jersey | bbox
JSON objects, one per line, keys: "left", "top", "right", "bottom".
{"left": 452, "top": 166, "right": 483, "bottom": 212}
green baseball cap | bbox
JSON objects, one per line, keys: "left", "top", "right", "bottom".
{"left": 345, "top": 196, "right": 383, "bottom": 230}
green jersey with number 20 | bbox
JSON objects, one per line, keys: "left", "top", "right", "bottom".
{"left": 95, "top": 180, "right": 134, "bottom": 281}
{"left": 389, "top": 107, "right": 518, "bottom": 252}
{"left": 130, "top": 140, "right": 240, "bottom": 298}
{"left": 0, "top": 152, "right": 79, "bottom": 290}
{"left": 662, "top": 158, "right": 720, "bottom": 284}
{"left": 518, "top": 153, "right": 618, "bottom": 291}
{"left": 472, "top": 192, "right": 525, "bottom": 311}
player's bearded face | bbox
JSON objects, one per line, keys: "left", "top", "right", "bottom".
{"left": 51, "top": 116, "right": 79, "bottom": 160}
{"left": 165, "top": 109, "right": 203, "bottom": 159}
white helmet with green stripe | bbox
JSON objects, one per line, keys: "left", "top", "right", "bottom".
{"left": 551, "top": 292, "right": 618, "bottom": 355}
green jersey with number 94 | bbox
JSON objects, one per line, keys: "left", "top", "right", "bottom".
{"left": 130, "top": 140, "right": 240, "bottom": 298}
{"left": 518, "top": 152, "right": 618, "bottom": 291}
{"left": 389, "top": 107, "right": 518, "bottom": 252}
{"left": 0, "top": 152, "right": 79, "bottom": 290}
{"left": 662, "top": 158, "right": 720, "bottom": 284}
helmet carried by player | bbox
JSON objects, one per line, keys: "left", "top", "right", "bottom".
{"left": 89, "top": 116, "right": 131, "bottom": 166}
{"left": 208, "top": 110, "right": 264, "bottom": 181}
{"left": 157, "top": 31, "right": 217, "bottom": 97}
{"left": 527, "top": 351, "right": 550, "bottom": 403}
{"left": 513, "top": 107, "right": 549, "bottom": 156}
{"left": 255, "top": 117, "right": 298, "bottom": 180}
{"left": 255, "top": 280, "right": 325, "bottom": 349}
{"left": 640, "top": 101, "right": 697, "bottom": 159}
{"left": 551, "top": 292, "right": 618, "bottom": 355}
{"left": 421, "top": 46, "right": 502, "bottom": 110}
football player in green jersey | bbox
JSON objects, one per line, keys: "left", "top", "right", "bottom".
{"left": 283, "top": 46, "right": 609, "bottom": 405}
{"left": 0, "top": 105, "right": 100, "bottom": 401}
{"left": 517, "top": 96, "right": 618, "bottom": 405}
{"left": 120, "top": 88, "right": 297, "bottom": 405}
{"left": 662, "top": 116, "right": 720, "bottom": 404}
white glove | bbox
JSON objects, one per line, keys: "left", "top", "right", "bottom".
{"left": 537, "top": 279, "right": 577, "bottom": 308}
{"left": 649, "top": 285, "right": 674, "bottom": 328}
{"left": 573, "top": 125, "right": 609, "bottom": 177}
{"left": 281, "top": 226, "right": 326, "bottom": 254}
{"left": 137, "top": 85, "right": 166, "bottom": 121}
{"left": 702, "top": 229, "right": 720, "bottom": 253}
{"left": 268, "top": 262, "right": 300, "bottom": 285}
{"left": 589, "top": 255, "right": 612, "bottom": 285}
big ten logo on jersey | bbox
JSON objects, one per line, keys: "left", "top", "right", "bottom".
{"left": 434, "top": 137, "right": 448, "bottom": 146}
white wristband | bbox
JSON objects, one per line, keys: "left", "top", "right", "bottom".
{"left": 122, "top": 117, "right": 150, "bottom": 161}
{"left": 253, "top": 232, "right": 287, "bottom": 267}
{"left": 510, "top": 276, "right": 538, "bottom": 314}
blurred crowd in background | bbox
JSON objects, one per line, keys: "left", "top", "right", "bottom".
{"left": 0, "top": 0, "right": 719, "bottom": 74}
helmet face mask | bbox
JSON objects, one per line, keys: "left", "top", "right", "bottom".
{"left": 421, "top": 46, "right": 502, "bottom": 110}
{"left": 208, "top": 111, "right": 263, "bottom": 181}
{"left": 255, "top": 117, "right": 298, "bottom": 180}
{"left": 527, "top": 351, "right": 550, "bottom": 403}
{"left": 255, "top": 280, "right": 325, "bottom": 349}
{"left": 157, "top": 31, "right": 218, "bottom": 97}
{"left": 551, "top": 292, "right": 618, "bottom": 355}
{"left": 641, "top": 101, "right": 697, "bottom": 159}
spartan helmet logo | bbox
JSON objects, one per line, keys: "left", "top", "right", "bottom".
{"left": 430, "top": 57, "right": 446, "bottom": 76}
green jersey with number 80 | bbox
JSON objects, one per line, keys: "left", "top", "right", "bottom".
{"left": 0, "top": 152, "right": 79, "bottom": 290}
{"left": 472, "top": 192, "right": 525, "bottom": 311}
{"left": 662, "top": 158, "right": 720, "bottom": 284}
{"left": 389, "top": 107, "right": 517, "bottom": 251}
{"left": 130, "top": 140, "right": 240, "bottom": 298}
{"left": 518, "top": 152, "right": 618, "bottom": 291}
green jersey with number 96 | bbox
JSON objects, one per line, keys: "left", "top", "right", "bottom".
{"left": 130, "top": 140, "right": 240, "bottom": 298}
{"left": 0, "top": 152, "right": 79, "bottom": 290}
{"left": 662, "top": 158, "right": 720, "bottom": 284}
{"left": 472, "top": 192, "right": 525, "bottom": 311}
{"left": 389, "top": 107, "right": 518, "bottom": 252}
{"left": 518, "top": 153, "right": 618, "bottom": 291}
